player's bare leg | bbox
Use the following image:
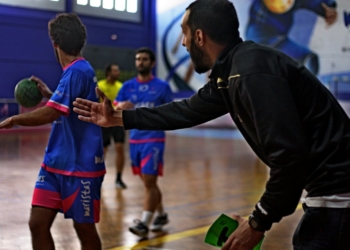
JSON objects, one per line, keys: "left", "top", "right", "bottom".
{"left": 29, "top": 206, "right": 58, "bottom": 250}
{"left": 143, "top": 174, "right": 169, "bottom": 232}
{"left": 73, "top": 222, "right": 102, "bottom": 250}
{"left": 142, "top": 174, "right": 161, "bottom": 212}
{"left": 115, "top": 142, "right": 126, "bottom": 188}
{"left": 129, "top": 174, "right": 161, "bottom": 237}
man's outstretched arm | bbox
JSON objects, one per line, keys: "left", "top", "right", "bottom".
{"left": 73, "top": 87, "right": 124, "bottom": 127}
{"left": 74, "top": 82, "right": 229, "bottom": 130}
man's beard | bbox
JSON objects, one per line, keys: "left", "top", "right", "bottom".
{"left": 54, "top": 49, "right": 60, "bottom": 63}
{"left": 189, "top": 38, "right": 211, "bottom": 74}
{"left": 137, "top": 66, "right": 151, "bottom": 76}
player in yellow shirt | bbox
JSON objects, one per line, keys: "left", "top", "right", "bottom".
{"left": 98, "top": 63, "right": 127, "bottom": 189}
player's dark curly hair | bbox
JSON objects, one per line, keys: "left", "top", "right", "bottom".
{"left": 135, "top": 47, "right": 156, "bottom": 62}
{"left": 48, "top": 13, "right": 86, "bottom": 56}
{"left": 186, "top": 0, "right": 240, "bottom": 46}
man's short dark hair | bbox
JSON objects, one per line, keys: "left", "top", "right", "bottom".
{"left": 135, "top": 47, "right": 156, "bottom": 62}
{"left": 48, "top": 13, "right": 86, "bottom": 56}
{"left": 105, "top": 63, "right": 119, "bottom": 77}
{"left": 186, "top": 0, "right": 240, "bottom": 46}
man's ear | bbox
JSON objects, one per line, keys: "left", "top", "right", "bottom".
{"left": 53, "top": 43, "right": 58, "bottom": 49}
{"left": 151, "top": 61, "right": 156, "bottom": 69}
{"left": 194, "top": 29, "right": 205, "bottom": 47}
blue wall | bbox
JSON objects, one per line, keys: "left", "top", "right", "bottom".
{"left": 0, "top": 0, "right": 156, "bottom": 98}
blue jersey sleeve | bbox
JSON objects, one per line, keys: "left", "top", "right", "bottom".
{"left": 116, "top": 83, "right": 128, "bottom": 102}
{"left": 162, "top": 84, "right": 173, "bottom": 104}
{"left": 46, "top": 70, "right": 85, "bottom": 116}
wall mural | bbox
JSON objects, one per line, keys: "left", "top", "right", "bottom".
{"left": 157, "top": 0, "right": 350, "bottom": 96}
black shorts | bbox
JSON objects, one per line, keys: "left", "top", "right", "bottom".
{"left": 101, "top": 126, "right": 125, "bottom": 147}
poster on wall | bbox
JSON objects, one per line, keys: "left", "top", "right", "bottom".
{"left": 156, "top": 0, "right": 350, "bottom": 125}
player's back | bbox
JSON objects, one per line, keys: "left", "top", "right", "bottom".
{"left": 44, "top": 59, "right": 105, "bottom": 177}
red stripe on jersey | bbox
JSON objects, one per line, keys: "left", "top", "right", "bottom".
{"left": 46, "top": 101, "right": 70, "bottom": 116}
{"left": 63, "top": 57, "right": 84, "bottom": 70}
{"left": 41, "top": 163, "right": 106, "bottom": 178}
{"left": 129, "top": 138, "right": 165, "bottom": 144}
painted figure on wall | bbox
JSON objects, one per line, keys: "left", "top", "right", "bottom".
{"left": 246, "top": 0, "right": 338, "bottom": 75}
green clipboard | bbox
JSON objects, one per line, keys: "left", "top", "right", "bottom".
{"left": 204, "top": 214, "right": 264, "bottom": 249}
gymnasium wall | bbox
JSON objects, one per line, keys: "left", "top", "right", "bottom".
{"left": 0, "top": 0, "right": 157, "bottom": 100}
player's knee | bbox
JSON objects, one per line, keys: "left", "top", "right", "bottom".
{"left": 143, "top": 177, "right": 158, "bottom": 189}
{"left": 28, "top": 217, "right": 42, "bottom": 235}
{"left": 115, "top": 143, "right": 124, "bottom": 152}
{"left": 144, "top": 181, "right": 156, "bottom": 189}
{"left": 73, "top": 222, "right": 99, "bottom": 240}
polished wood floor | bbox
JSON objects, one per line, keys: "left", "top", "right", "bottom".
{"left": 0, "top": 128, "right": 303, "bottom": 250}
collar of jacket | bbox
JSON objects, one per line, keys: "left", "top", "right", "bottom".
{"left": 209, "top": 37, "right": 243, "bottom": 82}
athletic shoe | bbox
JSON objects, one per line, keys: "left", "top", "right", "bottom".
{"left": 150, "top": 213, "right": 169, "bottom": 232}
{"left": 115, "top": 180, "right": 127, "bottom": 189}
{"left": 129, "top": 220, "right": 149, "bottom": 237}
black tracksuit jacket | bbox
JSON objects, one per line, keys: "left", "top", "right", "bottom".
{"left": 123, "top": 40, "right": 350, "bottom": 230}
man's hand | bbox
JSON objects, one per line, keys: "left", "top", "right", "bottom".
{"left": 322, "top": 3, "right": 337, "bottom": 26}
{"left": 30, "top": 76, "right": 53, "bottom": 99}
{"left": 116, "top": 101, "right": 135, "bottom": 110}
{"left": 222, "top": 214, "right": 264, "bottom": 250}
{"left": 73, "top": 87, "right": 123, "bottom": 127}
{"left": 0, "top": 117, "right": 15, "bottom": 129}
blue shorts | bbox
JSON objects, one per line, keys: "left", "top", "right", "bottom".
{"left": 31, "top": 167, "right": 104, "bottom": 223}
{"left": 129, "top": 142, "right": 164, "bottom": 176}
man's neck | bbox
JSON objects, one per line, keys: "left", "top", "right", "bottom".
{"left": 137, "top": 73, "right": 153, "bottom": 82}
{"left": 106, "top": 77, "right": 117, "bottom": 84}
{"left": 60, "top": 54, "right": 82, "bottom": 68}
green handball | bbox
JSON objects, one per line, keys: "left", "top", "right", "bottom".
{"left": 14, "top": 78, "right": 43, "bottom": 108}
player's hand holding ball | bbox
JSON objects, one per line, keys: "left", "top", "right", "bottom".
{"left": 30, "top": 76, "right": 53, "bottom": 99}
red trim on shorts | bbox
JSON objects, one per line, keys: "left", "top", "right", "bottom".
{"left": 46, "top": 101, "right": 70, "bottom": 116}
{"left": 132, "top": 165, "right": 141, "bottom": 175}
{"left": 94, "top": 200, "right": 100, "bottom": 223}
{"left": 129, "top": 138, "right": 165, "bottom": 144}
{"left": 41, "top": 163, "right": 106, "bottom": 178}
{"left": 32, "top": 188, "right": 62, "bottom": 209}
{"left": 62, "top": 187, "right": 80, "bottom": 213}
{"left": 158, "top": 162, "right": 164, "bottom": 176}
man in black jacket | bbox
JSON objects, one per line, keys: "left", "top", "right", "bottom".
{"left": 73, "top": 0, "right": 350, "bottom": 249}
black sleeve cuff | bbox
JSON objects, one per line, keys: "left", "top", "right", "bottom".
{"left": 252, "top": 209, "right": 272, "bottom": 231}
{"left": 252, "top": 201, "right": 283, "bottom": 231}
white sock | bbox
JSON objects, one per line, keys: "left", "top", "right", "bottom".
{"left": 141, "top": 211, "right": 154, "bottom": 226}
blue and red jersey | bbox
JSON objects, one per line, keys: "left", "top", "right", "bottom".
{"left": 116, "top": 76, "right": 173, "bottom": 143}
{"left": 43, "top": 58, "right": 105, "bottom": 177}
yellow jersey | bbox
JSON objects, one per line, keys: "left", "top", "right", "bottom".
{"left": 97, "top": 79, "right": 123, "bottom": 108}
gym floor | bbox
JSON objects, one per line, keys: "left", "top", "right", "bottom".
{"left": 0, "top": 128, "right": 303, "bottom": 250}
